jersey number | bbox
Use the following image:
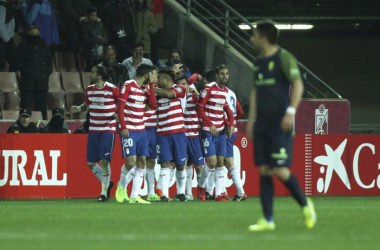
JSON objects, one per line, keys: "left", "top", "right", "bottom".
{"left": 230, "top": 96, "right": 236, "bottom": 116}
{"left": 123, "top": 138, "right": 133, "bottom": 148}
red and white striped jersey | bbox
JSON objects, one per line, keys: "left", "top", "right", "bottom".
{"left": 118, "top": 80, "right": 150, "bottom": 131}
{"left": 85, "top": 82, "right": 119, "bottom": 133}
{"left": 184, "top": 93, "right": 199, "bottom": 138}
{"left": 142, "top": 84, "right": 157, "bottom": 128}
{"left": 156, "top": 84, "right": 186, "bottom": 136}
{"left": 225, "top": 87, "right": 239, "bottom": 133}
{"left": 197, "top": 82, "right": 229, "bottom": 133}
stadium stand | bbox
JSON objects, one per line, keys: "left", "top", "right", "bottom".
{"left": 81, "top": 72, "right": 92, "bottom": 91}
{"left": 0, "top": 72, "right": 18, "bottom": 92}
{"left": 54, "top": 52, "right": 77, "bottom": 72}
{"left": 0, "top": 92, "right": 21, "bottom": 111}
{"left": 66, "top": 93, "right": 86, "bottom": 119}
{"left": 61, "top": 72, "right": 83, "bottom": 92}
{"left": 48, "top": 72, "right": 63, "bottom": 92}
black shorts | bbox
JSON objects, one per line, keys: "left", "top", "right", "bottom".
{"left": 253, "top": 117, "right": 293, "bottom": 167}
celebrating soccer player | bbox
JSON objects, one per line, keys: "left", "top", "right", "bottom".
{"left": 115, "top": 64, "right": 157, "bottom": 204}
{"left": 71, "top": 65, "right": 119, "bottom": 202}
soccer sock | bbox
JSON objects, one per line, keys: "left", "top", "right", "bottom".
{"left": 146, "top": 168, "right": 155, "bottom": 196}
{"left": 186, "top": 166, "right": 193, "bottom": 195}
{"left": 130, "top": 168, "right": 145, "bottom": 199}
{"left": 214, "top": 167, "right": 225, "bottom": 196}
{"left": 206, "top": 169, "right": 215, "bottom": 194}
{"left": 196, "top": 173, "right": 201, "bottom": 186}
{"left": 199, "top": 164, "right": 211, "bottom": 188}
{"left": 228, "top": 165, "right": 245, "bottom": 196}
{"left": 222, "top": 168, "right": 227, "bottom": 194}
{"left": 125, "top": 166, "right": 136, "bottom": 187}
{"left": 101, "top": 165, "right": 111, "bottom": 196}
{"left": 160, "top": 168, "right": 170, "bottom": 198}
{"left": 91, "top": 163, "right": 102, "bottom": 181}
{"left": 170, "top": 166, "right": 175, "bottom": 182}
{"left": 176, "top": 168, "right": 187, "bottom": 195}
{"left": 118, "top": 164, "right": 129, "bottom": 189}
{"left": 156, "top": 174, "right": 162, "bottom": 190}
{"left": 283, "top": 173, "right": 307, "bottom": 207}
{"left": 260, "top": 175, "right": 274, "bottom": 222}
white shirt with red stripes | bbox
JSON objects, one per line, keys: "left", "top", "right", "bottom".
{"left": 119, "top": 80, "right": 150, "bottom": 131}
{"left": 184, "top": 92, "right": 199, "bottom": 138}
{"left": 142, "top": 84, "right": 157, "bottom": 129}
{"left": 197, "top": 81, "right": 229, "bottom": 133}
{"left": 156, "top": 84, "right": 186, "bottom": 136}
{"left": 85, "top": 81, "right": 119, "bottom": 133}
{"left": 225, "top": 87, "right": 239, "bottom": 133}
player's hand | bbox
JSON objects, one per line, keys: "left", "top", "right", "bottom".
{"left": 70, "top": 106, "right": 79, "bottom": 113}
{"left": 227, "top": 127, "right": 235, "bottom": 138}
{"left": 171, "top": 63, "right": 183, "bottom": 73}
{"left": 121, "top": 128, "right": 129, "bottom": 138}
{"left": 246, "top": 122, "right": 254, "bottom": 141}
{"left": 210, "top": 125, "right": 217, "bottom": 136}
{"left": 281, "top": 113, "right": 294, "bottom": 132}
{"left": 148, "top": 71, "right": 157, "bottom": 83}
{"left": 113, "top": 113, "right": 119, "bottom": 122}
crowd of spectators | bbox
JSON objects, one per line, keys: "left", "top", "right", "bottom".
{"left": 1, "top": 0, "right": 201, "bottom": 133}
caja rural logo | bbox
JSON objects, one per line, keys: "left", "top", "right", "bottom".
{"left": 313, "top": 139, "right": 380, "bottom": 193}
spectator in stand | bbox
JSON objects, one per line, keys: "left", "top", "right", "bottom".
{"left": 0, "top": 0, "right": 16, "bottom": 72}
{"left": 15, "top": 25, "right": 52, "bottom": 120}
{"left": 20, "top": 0, "right": 59, "bottom": 49}
{"left": 45, "top": 0, "right": 65, "bottom": 48}
{"left": 38, "top": 108, "right": 69, "bottom": 133}
{"left": 98, "top": 45, "right": 129, "bottom": 88}
{"left": 80, "top": 6, "right": 108, "bottom": 72}
{"left": 100, "top": 0, "right": 135, "bottom": 62}
{"left": 74, "top": 111, "right": 90, "bottom": 134}
{"left": 157, "top": 49, "right": 191, "bottom": 79}
{"left": 7, "top": 108, "right": 38, "bottom": 133}
{"left": 149, "top": 0, "right": 163, "bottom": 64}
{"left": 91, "top": 0, "right": 108, "bottom": 11}
{"left": 61, "top": 0, "right": 91, "bottom": 53}
{"left": 122, "top": 41, "right": 153, "bottom": 79}
{"left": 131, "top": 0, "right": 157, "bottom": 59}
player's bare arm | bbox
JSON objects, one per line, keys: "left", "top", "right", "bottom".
{"left": 281, "top": 79, "right": 303, "bottom": 132}
{"left": 246, "top": 88, "right": 257, "bottom": 141}
{"left": 154, "top": 88, "right": 176, "bottom": 98}
{"left": 71, "top": 103, "right": 89, "bottom": 113}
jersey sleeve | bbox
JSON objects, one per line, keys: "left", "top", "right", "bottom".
{"left": 280, "top": 50, "right": 301, "bottom": 83}
{"left": 171, "top": 85, "right": 186, "bottom": 98}
{"left": 118, "top": 84, "right": 129, "bottom": 102}
{"left": 113, "top": 86, "right": 120, "bottom": 100}
{"left": 196, "top": 87, "right": 211, "bottom": 107}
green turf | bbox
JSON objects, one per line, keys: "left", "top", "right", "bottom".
{"left": 0, "top": 196, "right": 379, "bottom": 250}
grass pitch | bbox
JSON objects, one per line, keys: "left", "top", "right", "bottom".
{"left": 0, "top": 196, "right": 379, "bottom": 250}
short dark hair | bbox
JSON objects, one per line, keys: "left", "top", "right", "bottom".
{"left": 86, "top": 6, "right": 97, "bottom": 14}
{"left": 169, "top": 49, "right": 180, "bottom": 58}
{"left": 175, "top": 76, "right": 188, "bottom": 84}
{"left": 158, "top": 68, "right": 176, "bottom": 81}
{"left": 136, "top": 64, "right": 156, "bottom": 77}
{"left": 203, "top": 69, "right": 216, "bottom": 83}
{"left": 131, "top": 41, "right": 144, "bottom": 50}
{"left": 215, "top": 64, "right": 228, "bottom": 74}
{"left": 255, "top": 21, "right": 278, "bottom": 44}
{"left": 94, "top": 65, "right": 113, "bottom": 81}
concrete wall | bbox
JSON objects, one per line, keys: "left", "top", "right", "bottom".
{"left": 161, "top": 0, "right": 380, "bottom": 123}
{"left": 161, "top": 0, "right": 254, "bottom": 114}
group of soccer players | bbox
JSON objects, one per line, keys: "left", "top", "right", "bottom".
{"left": 71, "top": 20, "right": 317, "bottom": 231}
{"left": 71, "top": 61, "right": 246, "bottom": 204}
